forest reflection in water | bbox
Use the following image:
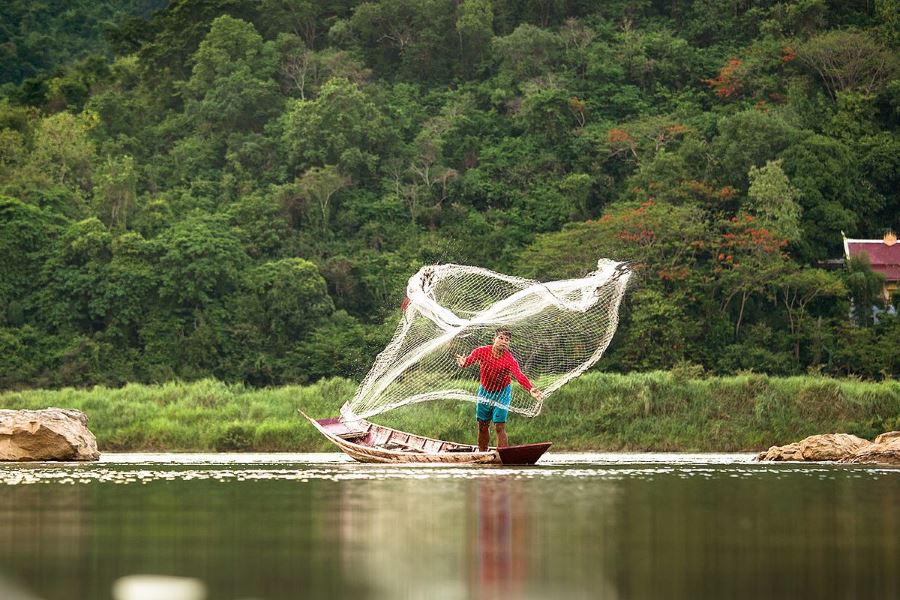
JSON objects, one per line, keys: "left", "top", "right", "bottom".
{"left": 0, "top": 453, "right": 896, "bottom": 600}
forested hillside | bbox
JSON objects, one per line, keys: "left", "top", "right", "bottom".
{"left": 1, "top": 0, "right": 897, "bottom": 389}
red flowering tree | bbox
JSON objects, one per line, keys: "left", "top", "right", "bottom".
{"left": 605, "top": 117, "right": 691, "bottom": 165}
{"left": 715, "top": 214, "right": 790, "bottom": 336}
{"left": 518, "top": 199, "right": 711, "bottom": 284}
{"left": 704, "top": 58, "right": 744, "bottom": 98}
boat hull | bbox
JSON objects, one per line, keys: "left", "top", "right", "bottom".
{"left": 300, "top": 411, "right": 550, "bottom": 465}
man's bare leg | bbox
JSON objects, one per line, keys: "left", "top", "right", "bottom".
{"left": 478, "top": 420, "right": 491, "bottom": 451}
{"left": 495, "top": 422, "right": 509, "bottom": 448}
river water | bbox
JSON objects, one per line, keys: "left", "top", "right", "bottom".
{"left": 0, "top": 453, "right": 896, "bottom": 600}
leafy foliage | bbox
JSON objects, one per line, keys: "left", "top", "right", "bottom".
{"left": 0, "top": 1, "right": 898, "bottom": 390}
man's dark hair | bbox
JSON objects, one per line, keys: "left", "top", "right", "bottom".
{"left": 495, "top": 328, "right": 512, "bottom": 338}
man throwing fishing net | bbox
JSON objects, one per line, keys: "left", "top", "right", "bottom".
{"left": 456, "top": 329, "right": 543, "bottom": 451}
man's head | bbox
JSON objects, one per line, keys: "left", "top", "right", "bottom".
{"left": 492, "top": 329, "right": 511, "bottom": 352}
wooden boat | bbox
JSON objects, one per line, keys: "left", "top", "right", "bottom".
{"left": 300, "top": 411, "right": 551, "bottom": 465}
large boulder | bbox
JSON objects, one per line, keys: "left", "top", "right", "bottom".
{"left": 756, "top": 441, "right": 804, "bottom": 461}
{"left": 0, "top": 408, "right": 100, "bottom": 461}
{"left": 873, "top": 431, "right": 900, "bottom": 445}
{"left": 841, "top": 432, "right": 900, "bottom": 466}
{"left": 797, "top": 433, "right": 872, "bottom": 461}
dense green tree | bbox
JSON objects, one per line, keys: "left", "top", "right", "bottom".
{"left": 0, "top": 196, "right": 63, "bottom": 326}
{"left": 137, "top": 0, "right": 261, "bottom": 85}
{"left": 615, "top": 288, "right": 700, "bottom": 370}
{"left": 745, "top": 160, "right": 802, "bottom": 242}
{"left": 226, "top": 191, "right": 292, "bottom": 258}
{"left": 517, "top": 86, "right": 578, "bottom": 148}
{"left": 492, "top": 24, "right": 562, "bottom": 82}
{"left": 289, "top": 309, "right": 391, "bottom": 382}
{"left": 242, "top": 258, "right": 334, "bottom": 345}
{"left": 94, "top": 155, "right": 137, "bottom": 230}
{"left": 665, "top": 0, "right": 779, "bottom": 46}
{"left": 843, "top": 254, "right": 887, "bottom": 327}
{"left": 856, "top": 132, "right": 900, "bottom": 232}
{"left": 615, "top": 23, "right": 704, "bottom": 94}
{"left": 280, "top": 77, "right": 388, "bottom": 178}
{"left": 7, "top": 111, "right": 98, "bottom": 217}
{"left": 711, "top": 109, "right": 802, "bottom": 191}
{"left": 829, "top": 316, "right": 899, "bottom": 378}
{"left": 83, "top": 56, "right": 155, "bottom": 149}
{"left": 781, "top": 133, "right": 876, "bottom": 260}
{"left": 258, "top": 0, "right": 326, "bottom": 47}
{"left": 770, "top": 267, "right": 846, "bottom": 362}
{"left": 183, "top": 16, "right": 281, "bottom": 133}
{"left": 825, "top": 91, "right": 881, "bottom": 140}
{"left": 756, "top": 0, "right": 826, "bottom": 38}
{"left": 0, "top": 101, "right": 36, "bottom": 176}
{"left": 517, "top": 200, "right": 713, "bottom": 302}
{"left": 155, "top": 215, "right": 249, "bottom": 308}
{"left": 296, "top": 165, "right": 352, "bottom": 234}
{"left": 456, "top": 0, "right": 494, "bottom": 73}
{"left": 716, "top": 214, "right": 791, "bottom": 337}
{"left": 347, "top": 0, "right": 459, "bottom": 80}
{"left": 37, "top": 217, "right": 113, "bottom": 332}
{"left": 102, "top": 231, "right": 159, "bottom": 333}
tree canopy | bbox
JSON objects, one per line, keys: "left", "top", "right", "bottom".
{"left": 0, "top": 0, "right": 897, "bottom": 388}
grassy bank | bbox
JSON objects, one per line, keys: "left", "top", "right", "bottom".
{"left": 1, "top": 372, "right": 897, "bottom": 452}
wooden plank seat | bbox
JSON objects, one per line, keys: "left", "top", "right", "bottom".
{"left": 383, "top": 441, "right": 425, "bottom": 452}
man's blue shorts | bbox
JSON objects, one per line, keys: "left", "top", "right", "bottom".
{"left": 476, "top": 385, "right": 512, "bottom": 423}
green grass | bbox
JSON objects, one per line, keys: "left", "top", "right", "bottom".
{"left": 1, "top": 373, "right": 897, "bottom": 452}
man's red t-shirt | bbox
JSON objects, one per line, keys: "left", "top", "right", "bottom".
{"left": 462, "top": 346, "right": 533, "bottom": 393}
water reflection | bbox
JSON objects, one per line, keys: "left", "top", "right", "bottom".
{"left": 334, "top": 476, "right": 469, "bottom": 598}
{"left": 0, "top": 455, "right": 896, "bottom": 600}
{"left": 472, "top": 478, "right": 518, "bottom": 598}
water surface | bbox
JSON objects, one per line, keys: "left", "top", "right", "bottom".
{"left": 0, "top": 453, "right": 896, "bottom": 600}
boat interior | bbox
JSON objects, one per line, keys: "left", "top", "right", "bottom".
{"left": 316, "top": 417, "right": 478, "bottom": 454}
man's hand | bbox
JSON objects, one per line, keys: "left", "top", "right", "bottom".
{"left": 455, "top": 354, "right": 466, "bottom": 368}
{"left": 530, "top": 387, "right": 544, "bottom": 400}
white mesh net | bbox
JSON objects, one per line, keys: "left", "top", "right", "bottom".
{"left": 343, "top": 260, "right": 631, "bottom": 421}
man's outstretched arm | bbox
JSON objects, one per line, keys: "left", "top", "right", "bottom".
{"left": 509, "top": 356, "right": 543, "bottom": 399}
{"left": 456, "top": 347, "right": 480, "bottom": 368}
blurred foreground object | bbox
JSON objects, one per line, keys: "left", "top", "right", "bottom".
{"left": 0, "top": 573, "right": 45, "bottom": 600}
{"left": 112, "top": 575, "right": 207, "bottom": 600}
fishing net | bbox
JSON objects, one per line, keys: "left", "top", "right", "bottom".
{"left": 343, "top": 260, "right": 631, "bottom": 421}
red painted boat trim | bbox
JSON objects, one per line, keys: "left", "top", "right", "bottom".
{"left": 498, "top": 442, "right": 552, "bottom": 465}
